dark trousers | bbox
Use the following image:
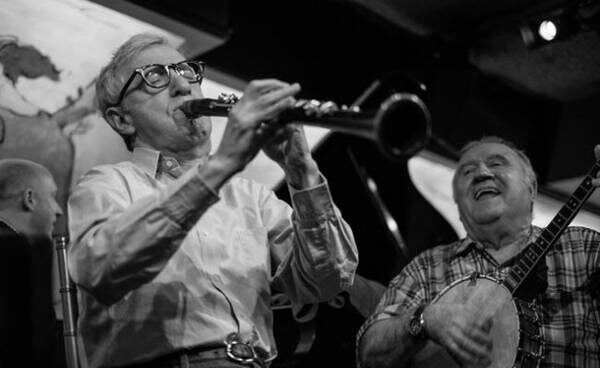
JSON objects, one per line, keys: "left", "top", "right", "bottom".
{"left": 0, "top": 229, "right": 64, "bottom": 368}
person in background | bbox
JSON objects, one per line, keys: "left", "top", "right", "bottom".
{"left": 0, "top": 158, "right": 64, "bottom": 367}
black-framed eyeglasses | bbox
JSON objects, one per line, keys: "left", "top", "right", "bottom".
{"left": 114, "top": 60, "right": 206, "bottom": 106}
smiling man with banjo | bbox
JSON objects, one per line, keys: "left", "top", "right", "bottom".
{"left": 357, "top": 136, "right": 600, "bottom": 368}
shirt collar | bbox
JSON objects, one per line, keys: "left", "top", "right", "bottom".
{"left": 131, "top": 146, "right": 206, "bottom": 179}
{"left": 132, "top": 147, "right": 161, "bottom": 178}
{"left": 452, "top": 237, "right": 476, "bottom": 256}
{"left": 451, "top": 225, "right": 542, "bottom": 258}
{"left": 0, "top": 217, "right": 20, "bottom": 235}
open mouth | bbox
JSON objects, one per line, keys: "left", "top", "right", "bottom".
{"left": 473, "top": 187, "right": 500, "bottom": 200}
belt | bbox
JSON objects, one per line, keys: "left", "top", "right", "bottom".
{"left": 120, "top": 344, "right": 267, "bottom": 368}
{"left": 183, "top": 346, "right": 231, "bottom": 360}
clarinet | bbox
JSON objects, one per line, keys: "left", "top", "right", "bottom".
{"left": 180, "top": 92, "right": 432, "bottom": 161}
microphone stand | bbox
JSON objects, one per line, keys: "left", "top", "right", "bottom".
{"left": 53, "top": 235, "right": 80, "bottom": 368}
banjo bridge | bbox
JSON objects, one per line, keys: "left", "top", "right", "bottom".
{"left": 468, "top": 271, "right": 480, "bottom": 285}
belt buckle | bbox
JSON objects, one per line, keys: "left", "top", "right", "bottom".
{"left": 224, "top": 332, "right": 258, "bottom": 365}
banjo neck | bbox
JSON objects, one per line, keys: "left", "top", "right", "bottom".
{"left": 502, "top": 159, "right": 600, "bottom": 294}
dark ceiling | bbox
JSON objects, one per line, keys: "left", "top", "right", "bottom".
{"left": 129, "top": 0, "right": 600, "bottom": 201}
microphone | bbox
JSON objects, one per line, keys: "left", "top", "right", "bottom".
{"left": 180, "top": 98, "right": 235, "bottom": 119}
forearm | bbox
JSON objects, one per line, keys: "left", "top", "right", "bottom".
{"left": 272, "top": 180, "right": 358, "bottom": 304}
{"left": 283, "top": 156, "right": 320, "bottom": 189}
{"left": 68, "top": 161, "right": 231, "bottom": 305}
{"left": 358, "top": 313, "right": 425, "bottom": 368}
{"left": 69, "top": 197, "right": 187, "bottom": 304}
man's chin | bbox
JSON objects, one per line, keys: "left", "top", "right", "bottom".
{"left": 470, "top": 207, "right": 503, "bottom": 225}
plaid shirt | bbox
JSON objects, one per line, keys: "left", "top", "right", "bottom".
{"left": 357, "top": 226, "right": 600, "bottom": 367}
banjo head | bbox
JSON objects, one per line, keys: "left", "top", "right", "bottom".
{"left": 415, "top": 274, "right": 542, "bottom": 368}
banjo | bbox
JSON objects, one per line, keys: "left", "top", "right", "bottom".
{"left": 413, "top": 159, "right": 600, "bottom": 368}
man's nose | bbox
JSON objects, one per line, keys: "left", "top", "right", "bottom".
{"left": 473, "top": 163, "right": 494, "bottom": 180}
{"left": 169, "top": 72, "right": 192, "bottom": 96}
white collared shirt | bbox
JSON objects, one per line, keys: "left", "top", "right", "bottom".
{"left": 68, "top": 147, "right": 358, "bottom": 368}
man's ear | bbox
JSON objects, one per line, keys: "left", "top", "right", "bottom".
{"left": 105, "top": 107, "right": 136, "bottom": 136}
{"left": 21, "top": 188, "right": 35, "bottom": 212}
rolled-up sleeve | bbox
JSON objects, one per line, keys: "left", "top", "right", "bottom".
{"left": 266, "top": 176, "right": 358, "bottom": 306}
{"left": 67, "top": 166, "right": 219, "bottom": 305}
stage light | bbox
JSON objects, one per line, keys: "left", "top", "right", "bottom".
{"left": 520, "top": 17, "right": 565, "bottom": 47}
{"left": 520, "top": 16, "right": 571, "bottom": 48}
{"left": 519, "top": 6, "right": 583, "bottom": 48}
{"left": 538, "top": 20, "right": 558, "bottom": 41}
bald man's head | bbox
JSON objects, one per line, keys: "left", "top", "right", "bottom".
{"left": 0, "top": 159, "right": 51, "bottom": 201}
{"left": 0, "top": 159, "right": 62, "bottom": 239}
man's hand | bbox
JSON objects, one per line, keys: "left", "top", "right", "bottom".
{"left": 212, "top": 79, "right": 300, "bottom": 173}
{"left": 592, "top": 145, "right": 600, "bottom": 187}
{"left": 424, "top": 302, "right": 493, "bottom": 367}
{"left": 262, "top": 124, "right": 320, "bottom": 189}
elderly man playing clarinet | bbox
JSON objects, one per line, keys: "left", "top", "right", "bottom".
{"left": 67, "top": 33, "right": 358, "bottom": 368}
